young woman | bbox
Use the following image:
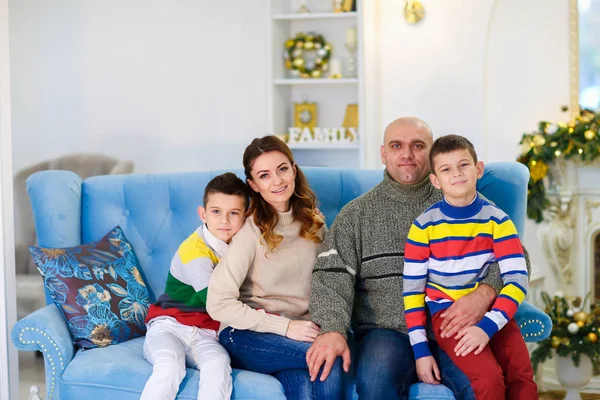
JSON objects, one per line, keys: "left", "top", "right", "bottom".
{"left": 207, "top": 136, "right": 345, "bottom": 400}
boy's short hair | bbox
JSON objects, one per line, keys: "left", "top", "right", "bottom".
{"left": 429, "top": 134, "right": 478, "bottom": 172}
{"left": 203, "top": 172, "right": 249, "bottom": 209}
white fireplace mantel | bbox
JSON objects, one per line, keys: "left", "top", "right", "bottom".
{"left": 539, "top": 158, "right": 600, "bottom": 303}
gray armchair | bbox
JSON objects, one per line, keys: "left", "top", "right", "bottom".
{"left": 13, "top": 153, "right": 134, "bottom": 319}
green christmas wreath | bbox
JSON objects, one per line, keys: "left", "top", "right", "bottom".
{"left": 284, "top": 32, "right": 331, "bottom": 79}
{"left": 517, "top": 107, "right": 600, "bottom": 222}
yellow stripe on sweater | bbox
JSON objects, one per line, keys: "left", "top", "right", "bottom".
{"left": 427, "top": 281, "right": 478, "bottom": 300}
{"left": 418, "top": 220, "right": 517, "bottom": 242}
{"left": 500, "top": 284, "right": 526, "bottom": 303}
{"left": 404, "top": 294, "right": 426, "bottom": 310}
{"left": 178, "top": 232, "right": 219, "bottom": 265}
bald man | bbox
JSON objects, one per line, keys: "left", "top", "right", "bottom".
{"left": 307, "top": 117, "right": 523, "bottom": 400}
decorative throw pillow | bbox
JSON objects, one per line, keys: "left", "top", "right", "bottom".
{"left": 29, "top": 226, "right": 150, "bottom": 349}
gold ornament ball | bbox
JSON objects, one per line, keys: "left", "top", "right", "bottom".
{"left": 551, "top": 336, "right": 561, "bottom": 348}
{"left": 300, "top": 73, "right": 310, "bottom": 79}
{"left": 304, "top": 41, "right": 315, "bottom": 50}
{"left": 295, "top": 41, "right": 304, "bottom": 49}
{"left": 311, "top": 70, "right": 321, "bottom": 78}
{"left": 285, "top": 60, "right": 292, "bottom": 69}
{"left": 285, "top": 39, "right": 295, "bottom": 49}
{"left": 589, "top": 332, "right": 598, "bottom": 343}
{"left": 573, "top": 311, "right": 588, "bottom": 322}
{"left": 585, "top": 130, "right": 596, "bottom": 141}
{"left": 292, "top": 58, "right": 305, "bottom": 68}
{"left": 577, "top": 320, "right": 585, "bottom": 328}
{"left": 561, "top": 337, "right": 571, "bottom": 346}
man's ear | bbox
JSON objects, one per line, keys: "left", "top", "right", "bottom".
{"left": 430, "top": 173, "right": 441, "bottom": 190}
{"left": 197, "top": 206, "right": 207, "bottom": 223}
{"left": 476, "top": 161, "right": 485, "bottom": 179}
{"left": 247, "top": 178, "right": 259, "bottom": 193}
{"left": 380, "top": 145, "right": 386, "bottom": 165}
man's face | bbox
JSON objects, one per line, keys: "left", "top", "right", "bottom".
{"left": 380, "top": 122, "right": 433, "bottom": 185}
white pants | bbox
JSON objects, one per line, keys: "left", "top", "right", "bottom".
{"left": 141, "top": 318, "right": 232, "bottom": 400}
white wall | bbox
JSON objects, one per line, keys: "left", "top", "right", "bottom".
{"left": 1, "top": 0, "right": 19, "bottom": 396}
{"left": 9, "top": 0, "right": 570, "bottom": 293}
{"left": 9, "top": 0, "right": 269, "bottom": 174}
{"left": 362, "top": 0, "right": 571, "bottom": 296}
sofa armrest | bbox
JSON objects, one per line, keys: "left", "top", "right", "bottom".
{"left": 12, "top": 305, "right": 75, "bottom": 400}
{"left": 514, "top": 300, "right": 552, "bottom": 343}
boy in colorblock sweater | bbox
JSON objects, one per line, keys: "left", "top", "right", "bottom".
{"left": 403, "top": 135, "right": 537, "bottom": 399}
{"left": 140, "top": 173, "right": 248, "bottom": 400}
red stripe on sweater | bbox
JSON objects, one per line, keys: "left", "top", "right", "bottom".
{"left": 494, "top": 296, "right": 519, "bottom": 318}
{"left": 493, "top": 237, "right": 524, "bottom": 259}
{"left": 425, "top": 286, "right": 455, "bottom": 302}
{"left": 430, "top": 235, "right": 493, "bottom": 259}
{"left": 405, "top": 242, "right": 430, "bottom": 261}
{"left": 145, "top": 304, "right": 220, "bottom": 331}
{"left": 406, "top": 310, "right": 427, "bottom": 328}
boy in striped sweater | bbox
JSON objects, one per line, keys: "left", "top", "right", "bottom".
{"left": 141, "top": 173, "right": 248, "bottom": 400}
{"left": 403, "top": 135, "right": 537, "bottom": 399}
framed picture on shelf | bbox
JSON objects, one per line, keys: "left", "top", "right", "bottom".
{"left": 294, "top": 102, "right": 318, "bottom": 130}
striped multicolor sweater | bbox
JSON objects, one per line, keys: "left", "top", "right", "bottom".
{"left": 403, "top": 194, "right": 528, "bottom": 360}
{"left": 145, "top": 224, "right": 228, "bottom": 331}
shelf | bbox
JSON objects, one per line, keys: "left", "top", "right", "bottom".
{"left": 288, "top": 143, "right": 360, "bottom": 150}
{"left": 272, "top": 12, "right": 357, "bottom": 21}
{"left": 274, "top": 78, "right": 358, "bottom": 86}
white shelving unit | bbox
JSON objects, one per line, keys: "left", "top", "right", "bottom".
{"left": 267, "top": 0, "right": 365, "bottom": 168}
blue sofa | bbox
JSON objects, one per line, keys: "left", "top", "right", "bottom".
{"left": 12, "top": 163, "right": 551, "bottom": 400}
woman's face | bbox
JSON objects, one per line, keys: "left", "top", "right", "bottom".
{"left": 248, "top": 151, "right": 296, "bottom": 212}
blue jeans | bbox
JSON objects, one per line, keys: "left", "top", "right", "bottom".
{"left": 355, "top": 329, "right": 475, "bottom": 400}
{"left": 219, "top": 327, "right": 345, "bottom": 400}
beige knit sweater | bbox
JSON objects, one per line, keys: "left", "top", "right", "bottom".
{"left": 206, "top": 208, "right": 326, "bottom": 337}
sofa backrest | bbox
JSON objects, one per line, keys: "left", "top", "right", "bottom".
{"left": 28, "top": 163, "right": 529, "bottom": 302}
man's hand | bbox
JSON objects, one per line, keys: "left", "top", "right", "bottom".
{"left": 306, "top": 332, "right": 351, "bottom": 382}
{"left": 416, "top": 356, "right": 440, "bottom": 384}
{"left": 439, "top": 284, "right": 495, "bottom": 339}
{"left": 454, "top": 326, "right": 489, "bottom": 357}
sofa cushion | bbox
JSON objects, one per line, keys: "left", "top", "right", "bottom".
{"left": 59, "top": 337, "right": 286, "bottom": 400}
{"left": 30, "top": 226, "right": 151, "bottom": 349}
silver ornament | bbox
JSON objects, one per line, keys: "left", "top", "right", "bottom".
{"left": 568, "top": 322, "right": 580, "bottom": 334}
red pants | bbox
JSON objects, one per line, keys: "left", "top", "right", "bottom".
{"left": 432, "top": 313, "right": 538, "bottom": 400}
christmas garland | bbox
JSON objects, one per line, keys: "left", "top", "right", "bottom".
{"left": 284, "top": 32, "right": 331, "bottom": 79}
{"left": 517, "top": 107, "right": 600, "bottom": 222}
{"left": 531, "top": 291, "right": 600, "bottom": 372}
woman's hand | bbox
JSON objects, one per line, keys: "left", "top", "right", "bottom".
{"left": 285, "top": 320, "right": 321, "bottom": 342}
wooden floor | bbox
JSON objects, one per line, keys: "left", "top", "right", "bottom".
{"left": 539, "top": 391, "right": 600, "bottom": 399}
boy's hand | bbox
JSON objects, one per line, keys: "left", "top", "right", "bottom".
{"left": 454, "top": 326, "right": 489, "bottom": 357}
{"left": 416, "top": 356, "right": 440, "bottom": 384}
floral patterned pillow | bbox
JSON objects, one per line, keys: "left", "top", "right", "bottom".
{"left": 29, "top": 226, "right": 150, "bottom": 349}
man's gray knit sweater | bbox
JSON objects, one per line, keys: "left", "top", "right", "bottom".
{"left": 310, "top": 170, "right": 529, "bottom": 339}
